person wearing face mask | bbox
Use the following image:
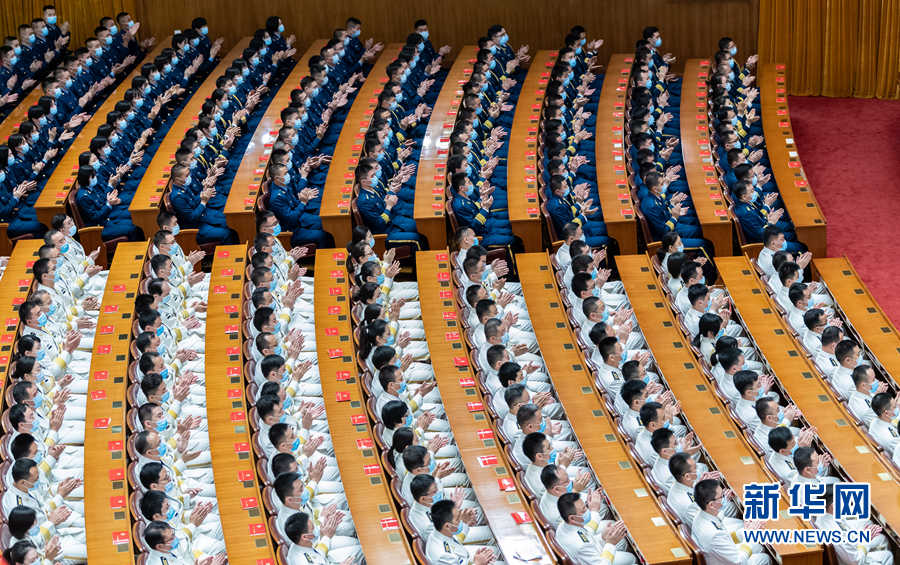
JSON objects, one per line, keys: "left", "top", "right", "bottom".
{"left": 168, "top": 163, "right": 237, "bottom": 244}
{"left": 692, "top": 480, "right": 771, "bottom": 565}
{"left": 138, "top": 493, "right": 224, "bottom": 559}
{"left": 556, "top": 493, "right": 631, "bottom": 565}
{"left": 266, "top": 162, "right": 332, "bottom": 248}
{"left": 425, "top": 500, "right": 500, "bottom": 565}
{"left": 144, "top": 520, "right": 225, "bottom": 565}
{"left": 73, "top": 165, "right": 140, "bottom": 239}
{"left": 273, "top": 472, "right": 361, "bottom": 559}
{"left": 449, "top": 171, "right": 514, "bottom": 246}
{"left": 732, "top": 180, "right": 796, "bottom": 245}
{"left": 8, "top": 503, "right": 87, "bottom": 563}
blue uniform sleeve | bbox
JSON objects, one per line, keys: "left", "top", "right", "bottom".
{"left": 171, "top": 189, "right": 206, "bottom": 224}
{"left": 358, "top": 195, "right": 390, "bottom": 232}
{"left": 734, "top": 204, "right": 767, "bottom": 242}
{"left": 75, "top": 188, "right": 111, "bottom": 225}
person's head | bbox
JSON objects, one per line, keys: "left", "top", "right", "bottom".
{"left": 411, "top": 473, "right": 442, "bottom": 507}
{"left": 267, "top": 422, "right": 298, "bottom": 454}
{"left": 763, "top": 225, "right": 786, "bottom": 251}
{"left": 733, "top": 370, "right": 760, "bottom": 400}
{"left": 639, "top": 401, "right": 664, "bottom": 432}
{"left": 540, "top": 463, "right": 571, "bottom": 497}
{"left": 430, "top": 499, "right": 465, "bottom": 536}
{"left": 767, "top": 425, "right": 795, "bottom": 456}
{"left": 516, "top": 403, "right": 545, "bottom": 436}
{"left": 381, "top": 400, "right": 411, "bottom": 431}
{"left": 7, "top": 504, "right": 40, "bottom": 540}
{"left": 688, "top": 284, "right": 710, "bottom": 312}
{"left": 558, "top": 492, "right": 591, "bottom": 527}
{"left": 504, "top": 383, "right": 528, "bottom": 414}
{"left": 754, "top": 398, "right": 783, "bottom": 428}
{"left": 597, "top": 336, "right": 623, "bottom": 367}
{"left": 284, "top": 512, "right": 319, "bottom": 546}
{"left": 835, "top": 339, "right": 859, "bottom": 368}
{"left": 694, "top": 478, "right": 724, "bottom": 514}
{"left": 650, "top": 427, "right": 677, "bottom": 459}
{"left": 669, "top": 452, "right": 697, "bottom": 486}
{"left": 680, "top": 261, "right": 704, "bottom": 287}
{"left": 851, "top": 364, "right": 877, "bottom": 395}
{"left": 820, "top": 326, "right": 843, "bottom": 353}
{"left": 10, "top": 458, "right": 39, "bottom": 492}
{"left": 621, "top": 379, "right": 648, "bottom": 411}
{"left": 803, "top": 308, "right": 826, "bottom": 335}
{"left": 144, "top": 521, "right": 178, "bottom": 553}
{"left": 714, "top": 347, "right": 744, "bottom": 375}
{"left": 872, "top": 392, "right": 895, "bottom": 422}
{"left": 792, "top": 446, "right": 820, "bottom": 478}
{"left": 3, "top": 539, "right": 39, "bottom": 565}
{"left": 698, "top": 313, "right": 723, "bottom": 340}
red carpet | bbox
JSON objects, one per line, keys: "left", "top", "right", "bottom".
{"left": 788, "top": 95, "right": 900, "bottom": 327}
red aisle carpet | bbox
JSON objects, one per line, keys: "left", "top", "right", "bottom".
{"left": 788, "top": 95, "right": 900, "bottom": 327}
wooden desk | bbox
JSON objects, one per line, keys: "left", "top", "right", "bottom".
{"left": 322, "top": 45, "right": 402, "bottom": 247}
{"left": 758, "top": 64, "right": 826, "bottom": 257}
{"left": 507, "top": 50, "right": 555, "bottom": 252}
{"left": 225, "top": 40, "right": 326, "bottom": 244}
{"left": 205, "top": 245, "right": 276, "bottom": 563}
{"left": 313, "top": 249, "right": 413, "bottom": 565}
{"left": 516, "top": 252, "right": 689, "bottom": 565}
{"left": 416, "top": 250, "right": 555, "bottom": 564}
{"left": 815, "top": 256, "right": 900, "bottom": 379}
{"left": 0, "top": 90, "right": 42, "bottom": 142}
{"left": 680, "top": 59, "right": 732, "bottom": 256}
{"left": 594, "top": 55, "right": 638, "bottom": 254}
{"left": 717, "top": 256, "right": 900, "bottom": 530}
{"left": 616, "top": 254, "right": 816, "bottom": 564}
{"left": 129, "top": 38, "right": 251, "bottom": 238}
{"left": 84, "top": 240, "right": 147, "bottom": 564}
{"left": 412, "top": 46, "right": 477, "bottom": 250}
{"left": 35, "top": 39, "right": 172, "bottom": 227}
{"left": 0, "top": 240, "right": 42, "bottom": 391}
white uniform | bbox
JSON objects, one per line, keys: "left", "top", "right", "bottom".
{"left": 692, "top": 510, "right": 771, "bottom": 565}
{"left": 812, "top": 512, "right": 892, "bottom": 565}
{"left": 867, "top": 418, "right": 899, "bottom": 453}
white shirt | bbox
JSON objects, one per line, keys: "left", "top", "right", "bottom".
{"left": 766, "top": 451, "right": 799, "bottom": 486}
{"left": 757, "top": 247, "right": 776, "bottom": 278}
{"left": 692, "top": 510, "right": 755, "bottom": 565}
{"left": 425, "top": 530, "right": 469, "bottom": 565}
{"left": 868, "top": 418, "right": 899, "bottom": 453}
{"left": 847, "top": 390, "right": 876, "bottom": 427}
{"left": 829, "top": 366, "right": 855, "bottom": 400}
{"left": 555, "top": 521, "right": 617, "bottom": 565}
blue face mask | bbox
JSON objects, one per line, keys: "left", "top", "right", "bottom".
{"left": 291, "top": 438, "right": 301, "bottom": 451}
{"left": 538, "top": 419, "right": 547, "bottom": 433}
{"left": 405, "top": 412, "right": 414, "bottom": 427}
{"left": 565, "top": 481, "right": 574, "bottom": 493}
{"left": 264, "top": 37, "right": 272, "bottom": 46}
{"left": 654, "top": 38, "right": 662, "bottom": 47}
{"left": 428, "top": 458, "right": 437, "bottom": 473}
{"left": 568, "top": 58, "right": 576, "bottom": 67}
{"left": 27, "top": 524, "right": 40, "bottom": 538}
{"left": 396, "top": 381, "right": 407, "bottom": 394}
{"left": 156, "top": 419, "right": 169, "bottom": 432}
{"left": 156, "top": 326, "right": 165, "bottom": 337}
{"left": 499, "top": 34, "right": 509, "bottom": 45}
{"left": 749, "top": 191, "right": 759, "bottom": 203}
{"left": 817, "top": 462, "right": 826, "bottom": 475}
{"left": 730, "top": 46, "right": 737, "bottom": 56}
{"left": 160, "top": 368, "right": 169, "bottom": 379}
{"left": 273, "top": 321, "right": 283, "bottom": 334}
{"left": 169, "top": 537, "right": 180, "bottom": 551}
{"left": 332, "top": 54, "right": 339, "bottom": 64}
{"left": 157, "top": 443, "right": 168, "bottom": 456}
{"left": 164, "top": 481, "right": 175, "bottom": 493}
{"left": 869, "top": 381, "right": 879, "bottom": 395}
{"left": 780, "top": 241, "right": 788, "bottom": 251}
{"left": 192, "top": 38, "right": 199, "bottom": 46}
{"left": 166, "top": 507, "right": 177, "bottom": 521}
{"left": 60, "top": 243, "right": 70, "bottom": 254}
{"left": 37, "top": 312, "right": 48, "bottom": 326}
{"left": 728, "top": 71, "right": 735, "bottom": 81}
{"left": 30, "top": 132, "right": 39, "bottom": 143}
